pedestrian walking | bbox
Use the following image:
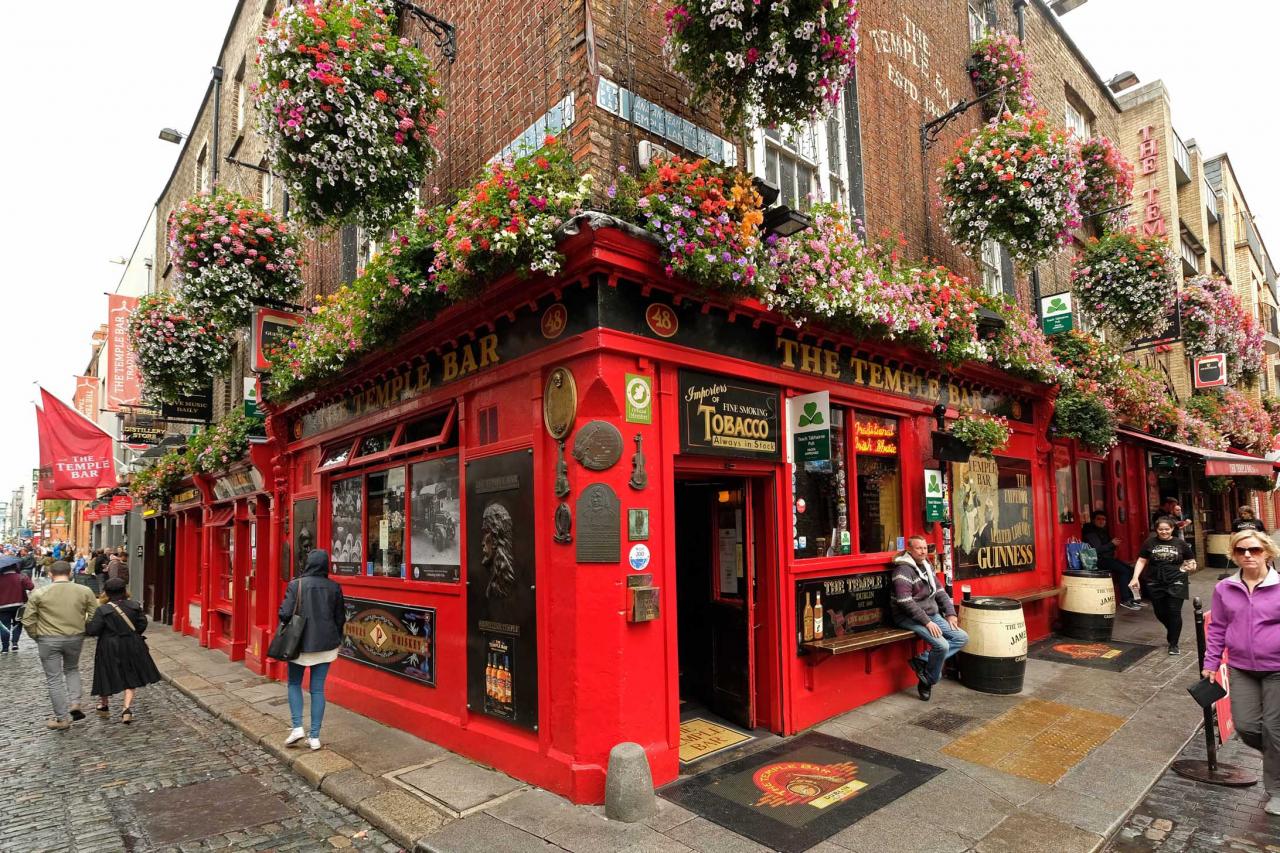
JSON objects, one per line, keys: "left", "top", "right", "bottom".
{"left": 280, "top": 549, "right": 346, "bottom": 751}
{"left": 17, "top": 548, "right": 35, "bottom": 579}
{"left": 1203, "top": 530, "right": 1280, "bottom": 816}
{"left": 92, "top": 549, "right": 109, "bottom": 577}
{"left": 0, "top": 555, "right": 35, "bottom": 653}
{"left": 1233, "top": 506, "right": 1267, "bottom": 534}
{"left": 106, "top": 553, "right": 129, "bottom": 585}
{"left": 19, "top": 561, "right": 98, "bottom": 730}
{"left": 86, "top": 578, "right": 161, "bottom": 724}
{"left": 1130, "top": 517, "right": 1197, "bottom": 655}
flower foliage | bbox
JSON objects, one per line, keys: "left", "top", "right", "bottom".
{"left": 664, "top": 0, "right": 860, "bottom": 130}
{"left": 1070, "top": 229, "right": 1176, "bottom": 341}
{"left": 168, "top": 188, "right": 303, "bottom": 327}
{"left": 186, "top": 410, "right": 258, "bottom": 474}
{"left": 610, "top": 155, "right": 764, "bottom": 294}
{"left": 1180, "top": 274, "right": 1264, "bottom": 384}
{"left": 950, "top": 413, "right": 1012, "bottom": 456}
{"left": 1076, "top": 136, "right": 1133, "bottom": 230}
{"left": 1053, "top": 385, "right": 1117, "bottom": 453}
{"left": 128, "top": 292, "right": 230, "bottom": 404}
{"left": 940, "top": 111, "right": 1084, "bottom": 266}
{"left": 129, "top": 451, "right": 191, "bottom": 508}
{"left": 256, "top": 0, "right": 445, "bottom": 230}
{"left": 428, "top": 137, "right": 592, "bottom": 299}
{"left": 977, "top": 294, "right": 1069, "bottom": 384}
{"left": 1186, "top": 390, "right": 1272, "bottom": 455}
{"left": 1150, "top": 403, "right": 1227, "bottom": 450}
{"left": 969, "top": 34, "right": 1035, "bottom": 118}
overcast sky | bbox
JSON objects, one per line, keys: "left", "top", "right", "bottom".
{"left": 0, "top": 1, "right": 1275, "bottom": 527}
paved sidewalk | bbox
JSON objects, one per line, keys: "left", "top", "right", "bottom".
{"left": 147, "top": 575, "right": 1219, "bottom": 852}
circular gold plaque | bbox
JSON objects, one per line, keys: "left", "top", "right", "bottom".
{"left": 543, "top": 366, "right": 577, "bottom": 439}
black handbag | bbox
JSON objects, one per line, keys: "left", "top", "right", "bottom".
{"left": 1187, "top": 676, "right": 1227, "bottom": 709}
{"left": 267, "top": 578, "right": 307, "bottom": 662}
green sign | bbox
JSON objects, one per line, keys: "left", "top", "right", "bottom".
{"left": 624, "top": 374, "right": 652, "bottom": 424}
{"left": 924, "top": 469, "right": 946, "bottom": 522}
{"left": 243, "top": 378, "right": 267, "bottom": 436}
{"left": 789, "top": 391, "right": 831, "bottom": 463}
{"left": 1040, "top": 293, "right": 1074, "bottom": 335}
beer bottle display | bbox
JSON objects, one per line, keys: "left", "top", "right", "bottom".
{"left": 813, "top": 591, "right": 824, "bottom": 640}
{"left": 803, "top": 593, "right": 814, "bottom": 641}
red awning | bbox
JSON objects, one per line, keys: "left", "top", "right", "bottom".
{"left": 207, "top": 506, "right": 235, "bottom": 527}
{"left": 1117, "top": 429, "right": 1274, "bottom": 477}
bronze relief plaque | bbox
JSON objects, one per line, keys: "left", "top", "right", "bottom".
{"left": 576, "top": 483, "right": 620, "bottom": 563}
{"left": 543, "top": 367, "right": 577, "bottom": 440}
{"left": 572, "top": 420, "right": 623, "bottom": 471}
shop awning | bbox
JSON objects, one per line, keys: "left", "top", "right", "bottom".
{"left": 1117, "top": 429, "right": 1275, "bottom": 477}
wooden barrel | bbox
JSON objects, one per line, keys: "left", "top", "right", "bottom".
{"left": 1059, "top": 568, "right": 1115, "bottom": 640}
{"left": 1206, "top": 533, "right": 1232, "bottom": 570}
{"left": 957, "top": 596, "right": 1026, "bottom": 695}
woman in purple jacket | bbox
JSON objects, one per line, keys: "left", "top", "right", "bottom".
{"left": 1204, "top": 529, "right": 1280, "bottom": 816}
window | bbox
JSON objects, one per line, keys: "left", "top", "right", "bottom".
{"left": 979, "top": 239, "right": 1005, "bottom": 297}
{"left": 318, "top": 441, "right": 353, "bottom": 469}
{"left": 196, "top": 142, "right": 210, "bottom": 194}
{"left": 968, "top": 0, "right": 991, "bottom": 42}
{"left": 365, "top": 467, "right": 406, "bottom": 577}
{"left": 1055, "top": 457, "right": 1075, "bottom": 524}
{"left": 1075, "top": 460, "right": 1105, "bottom": 518}
{"left": 216, "top": 526, "right": 233, "bottom": 602}
{"left": 357, "top": 227, "right": 378, "bottom": 272}
{"left": 853, "top": 415, "right": 903, "bottom": 553}
{"left": 260, "top": 160, "right": 274, "bottom": 209}
{"left": 754, "top": 104, "right": 849, "bottom": 212}
{"left": 357, "top": 430, "right": 394, "bottom": 457}
{"left": 329, "top": 476, "right": 363, "bottom": 574}
{"left": 409, "top": 456, "right": 461, "bottom": 581}
{"left": 793, "top": 407, "right": 848, "bottom": 559}
{"left": 234, "top": 60, "right": 247, "bottom": 135}
{"left": 1064, "top": 94, "right": 1091, "bottom": 139}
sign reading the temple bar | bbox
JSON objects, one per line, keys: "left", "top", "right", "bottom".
{"left": 340, "top": 598, "right": 435, "bottom": 685}
{"left": 951, "top": 456, "right": 1036, "bottom": 579}
{"left": 678, "top": 370, "right": 781, "bottom": 460}
{"left": 466, "top": 451, "right": 538, "bottom": 730}
{"left": 795, "top": 571, "right": 890, "bottom": 653}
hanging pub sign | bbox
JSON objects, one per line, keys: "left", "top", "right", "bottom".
{"left": 951, "top": 456, "right": 1036, "bottom": 579}
{"left": 339, "top": 598, "right": 435, "bottom": 685}
{"left": 1039, "top": 292, "right": 1074, "bottom": 335}
{"left": 121, "top": 419, "right": 164, "bottom": 446}
{"left": 251, "top": 307, "right": 304, "bottom": 373}
{"left": 678, "top": 370, "right": 781, "bottom": 460}
{"left": 788, "top": 391, "right": 831, "bottom": 463}
{"left": 924, "top": 469, "right": 946, "bottom": 522}
{"left": 109, "top": 494, "right": 134, "bottom": 514}
{"left": 1193, "top": 353, "right": 1228, "bottom": 389}
{"left": 162, "top": 386, "right": 213, "bottom": 423}
{"left": 466, "top": 450, "right": 537, "bottom": 730}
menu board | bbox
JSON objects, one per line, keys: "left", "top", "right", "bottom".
{"left": 795, "top": 570, "right": 891, "bottom": 653}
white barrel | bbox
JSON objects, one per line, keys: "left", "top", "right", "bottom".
{"left": 957, "top": 596, "right": 1026, "bottom": 695}
{"left": 1207, "top": 533, "right": 1232, "bottom": 570}
{"left": 1059, "top": 570, "right": 1114, "bottom": 640}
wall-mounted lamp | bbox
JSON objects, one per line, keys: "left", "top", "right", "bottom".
{"left": 1050, "top": 0, "right": 1088, "bottom": 14}
{"left": 158, "top": 128, "right": 187, "bottom": 144}
{"left": 762, "top": 205, "right": 813, "bottom": 238}
{"left": 1106, "top": 71, "right": 1140, "bottom": 93}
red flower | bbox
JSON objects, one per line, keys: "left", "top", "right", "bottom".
{"left": 373, "top": 89, "right": 389, "bottom": 103}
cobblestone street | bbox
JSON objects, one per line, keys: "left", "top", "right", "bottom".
{"left": 0, "top": 635, "right": 395, "bottom": 853}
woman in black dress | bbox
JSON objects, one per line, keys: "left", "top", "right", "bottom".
{"left": 1130, "top": 517, "right": 1198, "bottom": 656}
{"left": 87, "top": 578, "right": 161, "bottom": 723}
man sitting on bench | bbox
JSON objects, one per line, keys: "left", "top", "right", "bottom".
{"left": 891, "top": 535, "right": 967, "bottom": 702}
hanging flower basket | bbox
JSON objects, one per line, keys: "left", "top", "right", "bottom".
{"left": 168, "top": 188, "right": 304, "bottom": 327}
{"left": 1052, "top": 385, "right": 1117, "bottom": 453}
{"left": 129, "top": 451, "right": 191, "bottom": 508}
{"left": 256, "top": 0, "right": 446, "bottom": 231}
{"left": 949, "top": 412, "right": 1012, "bottom": 456}
{"left": 939, "top": 111, "right": 1084, "bottom": 266}
{"left": 1070, "top": 229, "right": 1176, "bottom": 342}
{"left": 969, "top": 33, "right": 1035, "bottom": 119}
{"left": 608, "top": 155, "right": 764, "bottom": 294}
{"left": 1076, "top": 135, "right": 1133, "bottom": 230}
{"left": 186, "top": 410, "right": 258, "bottom": 474}
{"left": 1186, "top": 390, "right": 1272, "bottom": 455}
{"left": 931, "top": 430, "right": 972, "bottom": 463}
{"left": 664, "top": 0, "right": 860, "bottom": 131}
{"left": 128, "top": 292, "right": 230, "bottom": 404}
{"left": 1180, "top": 274, "right": 1264, "bottom": 384}
{"left": 977, "top": 295, "right": 1069, "bottom": 385}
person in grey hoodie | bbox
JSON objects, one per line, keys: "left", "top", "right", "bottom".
{"left": 890, "top": 535, "right": 967, "bottom": 701}
{"left": 278, "top": 550, "right": 346, "bottom": 752}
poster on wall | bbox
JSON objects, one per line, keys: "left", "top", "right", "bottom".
{"left": 410, "top": 456, "right": 461, "bottom": 582}
{"left": 795, "top": 572, "right": 890, "bottom": 653}
{"left": 340, "top": 597, "right": 435, "bottom": 684}
{"left": 330, "top": 476, "right": 363, "bottom": 576}
{"left": 951, "top": 456, "right": 1036, "bottom": 579}
{"left": 466, "top": 451, "right": 537, "bottom": 730}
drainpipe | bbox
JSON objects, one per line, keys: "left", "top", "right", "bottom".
{"left": 211, "top": 66, "right": 224, "bottom": 187}
{"left": 1010, "top": 1, "right": 1041, "bottom": 318}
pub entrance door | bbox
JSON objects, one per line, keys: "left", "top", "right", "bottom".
{"left": 674, "top": 475, "right": 771, "bottom": 730}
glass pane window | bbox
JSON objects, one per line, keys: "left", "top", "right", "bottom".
{"left": 792, "top": 408, "right": 849, "bottom": 559}
{"left": 409, "top": 456, "right": 461, "bottom": 582}
{"left": 980, "top": 239, "right": 1003, "bottom": 296}
{"left": 403, "top": 408, "right": 453, "bottom": 446}
{"left": 1055, "top": 459, "right": 1076, "bottom": 524}
{"left": 853, "top": 414, "right": 903, "bottom": 553}
{"left": 357, "top": 430, "right": 394, "bottom": 457}
{"left": 365, "top": 468, "right": 406, "bottom": 577}
{"left": 330, "top": 476, "right": 363, "bottom": 575}
{"left": 216, "top": 526, "right": 233, "bottom": 602}
{"left": 319, "top": 441, "right": 352, "bottom": 469}
{"left": 1064, "top": 100, "right": 1090, "bottom": 139}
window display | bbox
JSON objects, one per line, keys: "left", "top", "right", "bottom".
{"left": 366, "top": 467, "right": 406, "bottom": 576}
{"left": 330, "top": 476, "right": 363, "bottom": 575}
{"left": 410, "top": 456, "right": 461, "bottom": 582}
{"left": 792, "top": 408, "right": 848, "bottom": 558}
{"left": 853, "top": 415, "right": 902, "bottom": 554}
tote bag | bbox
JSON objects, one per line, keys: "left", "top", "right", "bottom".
{"left": 267, "top": 578, "right": 307, "bottom": 661}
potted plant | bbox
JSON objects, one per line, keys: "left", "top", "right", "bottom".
{"left": 1052, "top": 386, "right": 1117, "bottom": 453}
{"left": 128, "top": 292, "right": 230, "bottom": 404}
{"left": 948, "top": 412, "right": 1012, "bottom": 457}
{"left": 664, "top": 0, "right": 860, "bottom": 130}
{"left": 1076, "top": 135, "right": 1134, "bottom": 230}
{"left": 1180, "top": 274, "right": 1264, "bottom": 384}
{"left": 1069, "top": 229, "right": 1176, "bottom": 342}
{"left": 968, "top": 33, "right": 1035, "bottom": 119}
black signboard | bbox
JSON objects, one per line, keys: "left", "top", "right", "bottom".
{"left": 122, "top": 422, "right": 164, "bottom": 445}
{"left": 162, "top": 387, "right": 213, "bottom": 423}
{"left": 466, "top": 450, "right": 537, "bottom": 730}
{"left": 678, "top": 370, "right": 781, "bottom": 460}
{"left": 1126, "top": 302, "right": 1181, "bottom": 351}
{"left": 340, "top": 597, "right": 435, "bottom": 685}
{"left": 952, "top": 456, "right": 1036, "bottom": 579}
{"left": 795, "top": 571, "right": 891, "bottom": 654}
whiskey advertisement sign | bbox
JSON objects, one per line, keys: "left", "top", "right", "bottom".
{"left": 339, "top": 598, "right": 435, "bottom": 685}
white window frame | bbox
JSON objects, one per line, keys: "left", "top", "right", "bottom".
{"left": 1064, "top": 99, "right": 1091, "bottom": 139}
{"left": 260, "top": 160, "right": 274, "bottom": 210}
{"left": 196, "top": 142, "right": 210, "bottom": 194}
{"left": 357, "top": 227, "right": 378, "bottom": 273}
{"left": 968, "top": 1, "right": 991, "bottom": 42}
{"left": 749, "top": 102, "right": 849, "bottom": 214}
{"left": 979, "top": 239, "right": 1004, "bottom": 297}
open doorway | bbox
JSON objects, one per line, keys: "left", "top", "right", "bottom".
{"left": 675, "top": 476, "right": 771, "bottom": 736}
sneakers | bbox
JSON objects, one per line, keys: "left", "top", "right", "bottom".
{"left": 1118, "top": 601, "right": 1142, "bottom": 611}
{"left": 46, "top": 719, "right": 70, "bottom": 731}
{"left": 285, "top": 727, "right": 306, "bottom": 747}
{"left": 307, "top": 737, "right": 322, "bottom": 751}
{"left": 69, "top": 708, "right": 86, "bottom": 722}
{"left": 1169, "top": 644, "right": 1181, "bottom": 656}
{"left": 1266, "top": 795, "right": 1280, "bottom": 816}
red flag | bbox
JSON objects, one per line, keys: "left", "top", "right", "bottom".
{"left": 36, "top": 387, "right": 117, "bottom": 500}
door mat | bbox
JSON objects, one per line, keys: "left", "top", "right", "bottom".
{"left": 680, "top": 717, "right": 756, "bottom": 764}
{"left": 1028, "top": 637, "right": 1156, "bottom": 672}
{"left": 127, "top": 775, "right": 299, "bottom": 846}
{"left": 660, "top": 732, "right": 943, "bottom": 853}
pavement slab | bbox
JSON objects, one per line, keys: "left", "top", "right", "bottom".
{"left": 975, "top": 811, "right": 1102, "bottom": 853}
{"left": 394, "top": 757, "right": 524, "bottom": 814}
{"left": 416, "top": 812, "right": 559, "bottom": 852}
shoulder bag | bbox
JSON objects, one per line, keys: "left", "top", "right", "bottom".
{"left": 267, "top": 578, "right": 307, "bottom": 661}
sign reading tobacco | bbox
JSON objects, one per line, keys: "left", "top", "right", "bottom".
{"left": 678, "top": 370, "right": 781, "bottom": 460}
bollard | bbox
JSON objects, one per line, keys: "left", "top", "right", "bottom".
{"left": 605, "top": 742, "right": 657, "bottom": 822}
{"left": 1170, "top": 597, "right": 1257, "bottom": 787}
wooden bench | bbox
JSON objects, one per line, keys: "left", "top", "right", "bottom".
{"left": 800, "top": 627, "right": 917, "bottom": 687}
{"left": 1006, "top": 586, "right": 1061, "bottom": 604}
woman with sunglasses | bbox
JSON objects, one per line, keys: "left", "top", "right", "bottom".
{"left": 1203, "top": 531, "right": 1280, "bottom": 816}
{"left": 1129, "top": 517, "right": 1197, "bottom": 655}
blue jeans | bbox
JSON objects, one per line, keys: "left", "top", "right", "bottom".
{"left": 287, "top": 661, "right": 331, "bottom": 738}
{"left": 0, "top": 609, "right": 21, "bottom": 651}
{"left": 898, "top": 614, "right": 968, "bottom": 686}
